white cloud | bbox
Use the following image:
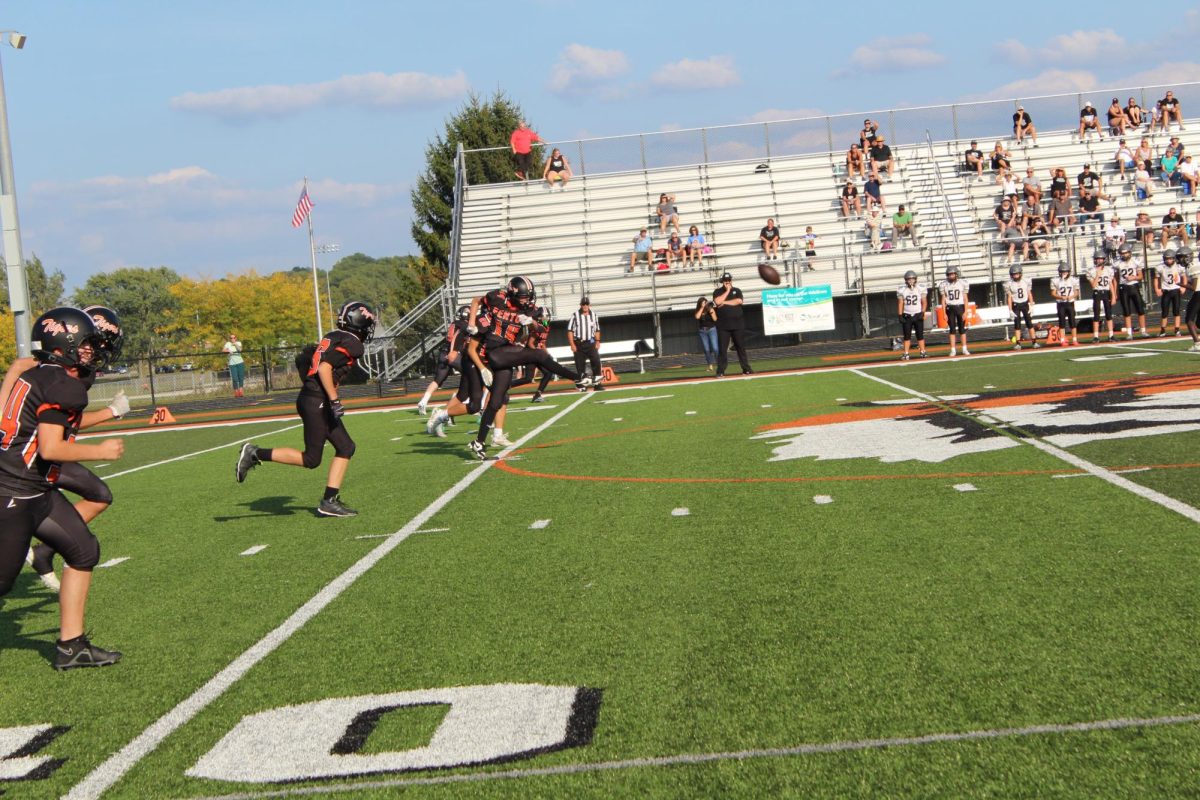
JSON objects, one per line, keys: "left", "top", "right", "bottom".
{"left": 833, "top": 35, "right": 944, "bottom": 78}
{"left": 547, "top": 44, "right": 630, "bottom": 95}
{"left": 995, "top": 29, "right": 1126, "bottom": 66}
{"left": 170, "top": 71, "right": 469, "bottom": 120}
{"left": 651, "top": 56, "right": 740, "bottom": 90}
{"left": 743, "top": 108, "right": 825, "bottom": 123}
{"left": 1117, "top": 61, "right": 1200, "bottom": 88}
{"left": 966, "top": 69, "right": 1098, "bottom": 101}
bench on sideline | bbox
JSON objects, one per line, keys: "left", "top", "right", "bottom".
{"left": 547, "top": 338, "right": 658, "bottom": 373}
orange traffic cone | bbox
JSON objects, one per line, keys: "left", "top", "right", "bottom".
{"left": 150, "top": 406, "right": 177, "bottom": 425}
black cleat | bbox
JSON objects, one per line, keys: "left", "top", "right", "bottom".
{"left": 235, "top": 442, "right": 260, "bottom": 483}
{"left": 531, "top": 392, "right": 544, "bottom": 403}
{"left": 317, "top": 495, "right": 358, "bottom": 517}
{"left": 53, "top": 634, "right": 121, "bottom": 671}
{"left": 467, "top": 440, "right": 488, "bottom": 460}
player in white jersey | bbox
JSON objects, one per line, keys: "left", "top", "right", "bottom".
{"left": 1178, "top": 247, "right": 1200, "bottom": 350}
{"left": 1005, "top": 264, "right": 1038, "bottom": 350}
{"left": 1088, "top": 249, "right": 1117, "bottom": 341}
{"left": 1153, "top": 248, "right": 1188, "bottom": 336}
{"left": 1051, "top": 262, "right": 1081, "bottom": 346}
{"left": 895, "top": 270, "right": 928, "bottom": 360}
{"left": 938, "top": 265, "right": 971, "bottom": 356}
{"left": 1114, "top": 242, "right": 1148, "bottom": 339}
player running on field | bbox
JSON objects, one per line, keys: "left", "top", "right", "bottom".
{"left": 426, "top": 310, "right": 488, "bottom": 440}
{"left": 416, "top": 305, "right": 470, "bottom": 416}
{"left": 1051, "top": 262, "right": 1081, "bottom": 346}
{"left": 1088, "top": 249, "right": 1118, "bottom": 342}
{"left": 896, "top": 270, "right": 927, "bottom": 360}
{"left": 236, "top": 301, "right": 376, "bottom": 518}
{"left": 1154, "top": 248, "right": 1188, "bottom": 336}
{"left": 0, "top": 307, "right": 127, "bottom": 669}
{"left": 1006, "top": 264, "right": 1038, "bottom": 350}
{"left": 1115, "top": 242, "right": 1148, "bottom": 338}
{"left": 938, "top": 265, "right": 970, "bottom": 356}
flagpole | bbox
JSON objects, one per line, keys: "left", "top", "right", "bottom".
{"left": 303, "top": 177, "right": 324, "bottom": 339}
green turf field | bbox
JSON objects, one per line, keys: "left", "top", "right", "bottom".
{"left": 4, "top": 340, "right": 1200, "bottom": 799}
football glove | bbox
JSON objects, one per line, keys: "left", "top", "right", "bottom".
{"left": 517, "top": 314, "right": 534, "bottom": 325}
{"left": 107, "top": 391, "right": 130, "bottom": 419}
{"left": 466, "top": 325, "right": 478, "bottom": 335}
{"left": 480, "top": 367, "right": 494, "bottom": 387}
{"left": 329, "top": 399, "right": 345, "bottom": 420}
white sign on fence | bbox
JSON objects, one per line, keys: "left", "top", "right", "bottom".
{"left": 762, "top": 285, "right": 835, "bottom": 335}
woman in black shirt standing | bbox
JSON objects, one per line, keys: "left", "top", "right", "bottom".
{"left": 694, "top": 296, "right": 719, "bottom": 372}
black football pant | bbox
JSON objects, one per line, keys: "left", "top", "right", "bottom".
{"left": 432, "top": 355, "right": 461, "bottom": 387}
{"left": 717, "top": 328, "right": 751, "bottom": 375}
{"left": 1056, "top": 302, "right": 1076, "bottom": 332}
{"left": 27, "top": 462, "right": 113, "bottom": 572}
{"left": 573, "top": 342, "right": 601, "bottom": 380}
{"left": 0, "top": 490, "right": 100, "bottom": 597}
{"left": 477, "top": 346, "right": 581, "bottom": 443}
{"left": 287, "top": 393, "right": 356, "bottom": 469}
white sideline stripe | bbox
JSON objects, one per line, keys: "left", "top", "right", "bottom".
{"left": 1053, "top": 467, "right": 1151, "bottom": 480}
{"left": 64, "top": 393, "right": 593, "bottom": 800}
{"left": 98, "top": 557, "right": 129, "bottom": 568}
{"left": 852, "top": 369, "right": 1200, "bottom": 525}
{"left": 77, "top": 404, "right": 411, "bottom": 440}
{"left": 239, "top": 546, "right": 268, "bottom": 557}
{"left": 97, "top": 425, "right": 302, "bottom": 481}
{"left": 181, "top": 712, "right": 1200, "bottom": 800}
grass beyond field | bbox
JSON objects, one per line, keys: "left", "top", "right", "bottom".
{"left": 3, "top": 340, "right": 1200, "bottom": 799}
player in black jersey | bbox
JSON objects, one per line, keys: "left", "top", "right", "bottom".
{"left": 512, "top": 306, "right": 556, "bottom": 402}
{"left": 416, "top": 305, "right": 470, "bottom": 416}
{"left": 235, "top": 301, "right": 375, "bottom": 517}
{"left": 0, "top": 307, "right": 126, "bottom": 669}
{"left": 464, "top": 277, "right": 589, "bottom": 460}
{"left": 426, "top": 308, "right": 488, "bottom": 439}
{"left": 0, "top": 305, "right": 129, "bottom": 591}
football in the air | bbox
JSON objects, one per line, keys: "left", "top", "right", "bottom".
{"left": 757, "top": 262, "right": 781, "bottom": 285}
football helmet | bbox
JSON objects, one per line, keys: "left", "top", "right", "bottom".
{"left": 1009, "top": 264, "right": 1022, "bottom": 278}
{"left": 506, "top": 276, "right": 536, "bottom": 308}
{"left": 903, "top": 270, "right": 918, "bottom": 285}
{"left": 81, "top": 305, "right": 123, "bottom": 370}
{"left": 1057, "top": 262, "right": 1071, "bottom": 276}
{"left": 1117, "top": 242, "right": 1133, "bottom": 258}
{"left": 337, "top": 300, "right": 376, "bottom": 342}
{"left": 1092, "top": 248, "right": 1107, "bottom": 263}
{"left": 456, "top": 305, "right": 470, "bottom": 321}
{"left": 533, "top": 306, "right": 550, "bottom": 324}
{"left": 32, "top": 307, "right": 101, "bottom": 370}
{"left": 945, "top": 265, "right": 958, "bottom": 279}
{"left": 1163, "top": 248, "right": 1177, "bottom": 264}
{"left": 1176, "top": 246, "right": 1193, "bottom": 267}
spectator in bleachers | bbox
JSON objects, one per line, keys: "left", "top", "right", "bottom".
{"left": 1115, "top": 139, "right": 1136, "bottom": 180}
{"left": 994, "top": 198, "right": 1018, "bottom": 237}
{"left": 1162, "top": 208, "right": 1189, "bottom": 248}
{"left": 1134, "top": 210, "right": 1155, "bottom": 248}
{"left": 990, "top": 142, "right": 1012, "bottom": 178}
{"left": 1024, "top": 217, "right": 1051, "bottom": 262}
{"left": 964, "top": 140, "right": 984, "bottom": 181}
{"left": 759, "top": 218, "right": 781, "bottom": 260}
{"left": 1161, "top": 150, "right": 1180, "bottom": 187}
{"left": 1078, "top": 101, "right": 1103, "bottom": 139}
{"left": 1013, "top": 106, "right": 1038, "bottom": 146}
{"left": 865, "top": 206, "right": 884, "bottom": 252}
{"left": 803, "top": 226, "right": 818, "bottom": 271}
{"left": 510, "top": 120, "right": 542, "bottom": 181}
{"left": 1000, "top": 168, "right": 1019, "bottom": 205}
{"left": 1151, "top": 100, "right": 1166, "bottom": 133}
{"left": 1048, "top": 191, "right": 1074, "bottom": 233}
{"left": 684, "top": 225, "right": 707, "bottom": 268}
{"left": 694, "top": 296, "right": 719, "bottom": 372}
{"left": 1020, "top": 197, "right": 1043, "bottom": 231}
{"left": 846, "top": 144, "right": 866, "bottom": 179}
{"left": 665, "top": 231, "right": 685, "bottom": 269}
{"left": 864, "top": 173, "right": 884, "bottom": 211}
{"left": 1077, "top": 164, "right": 1113, "bottom": 204}
{"left": 1179, "top": 155, "right": 1198, "bottom": 197}
{"left": 1104, "top": 215, "right": 1126, "bottom": 255}
{"left": 840, "top": 179, "right": 862, "bottom": 218}
{"left": 1022, "top": 167, "right": 1042, "bottom": 206}
{"left": 1002, "top": 225, "right": 1024, "bottom": 264}
{"left": 542, "top": 148, "right": 572, "bottom": 189}
{"left": 1161, "top": 90, "right": 1185, "bottom": 130}
{"left": 1165, "top": 137, "right": 1186, "bottom": 160}
{"left": 869, "top": 136, "right": 894, "bottom": 181}
{"left": 859, "top": 119, "right": 879, "bottom": 152}
{"left": 1078, "top": 190, "right": 1104, "bottom": 232}
{"left": 1135, "top": 138, "right": 1154, "bottom": 172}
{"left": 656, "top": 193, "right": 680, "bottom": 234}
{"left": 890, "top": 205, "right": 917, "bottom": 248}
{"left": 1135, "top": 159, "right": 1155, "bottom": 201}
{"left": 1107, "top": 98, "right": 1127, "bottom": 137}
{"left": 1050, "top": 167, "right": 1070, "bottom": 196}
{"left": 629, "top": 227, "right": 653, "bottom": 272}
{"left": 1125, "top": 98, "right": 1145, "bottom": 129}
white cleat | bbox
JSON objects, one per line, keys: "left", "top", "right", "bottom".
{"left": 416, "top": 401, "right": 428, "bottom": 416}
{"left": 961, "top": 347, "right": 971, "bottom": 355}
{"left": 948, "top": 347, "right": 956, "bottom": 357}
{"left": 492, "top": 432, "right": 514, "bottom": 447}
{"left": 425, "top": 409, "right": 442, "bottom": 435}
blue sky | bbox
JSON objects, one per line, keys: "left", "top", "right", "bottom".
{"left": 3, "top": 1, "right": 1198, "bottom": 289}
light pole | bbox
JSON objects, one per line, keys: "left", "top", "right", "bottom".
{"left": 0, "top": 30, "right": 30, "bottom": 357}
{"left": 315, "top": 243, "right": 340, "bottom": 323}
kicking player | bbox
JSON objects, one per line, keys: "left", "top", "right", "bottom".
{"left": 1006, "top": 264, "right": 1038, "bottom": 349}
{"left": 0, "top": 307, "right": 126, "bottom": 669}
{"left": 1051, "top": 262, "right": 1081, "bottom": 346}
{"left": 236, "top": 301, "right": 376, "bottom": 517}
{"left": 938, "top": 265, "right": 970, "bottom": 356}
{"left": 0, "top": 306, "right": 129, "bottom": 591}
{"left": 416, "top": 305, "right": 470, "bottom": 416}
{"left": 1115, "top": 242, "right": 1148, "bottom": 338}
{"left": 896, "top": 270, "right": 927, "bottom": 360}
{"left": 1154, "top": 249, "right": 1187, "bottom": 336}
{"left": 1088, "top": 248, "right": 1117, "bottom": 342}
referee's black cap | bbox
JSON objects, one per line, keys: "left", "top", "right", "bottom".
{"left": 580, "top": 295, "right": 590, "bottom": 305}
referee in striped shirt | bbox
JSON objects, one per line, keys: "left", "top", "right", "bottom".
{"left": 567, "top": 296, "right": 604, "bottom": 390}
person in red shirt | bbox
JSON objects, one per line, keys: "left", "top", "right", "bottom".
{"left": 510, "top": 120, "right": 542, "bottom": 181}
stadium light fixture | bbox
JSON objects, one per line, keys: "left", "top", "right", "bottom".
{"left": 0, "top": 30, "right": 30, "bottom": 357}
{"left": 316, "top": 243, "right": 341, "bottom": 322}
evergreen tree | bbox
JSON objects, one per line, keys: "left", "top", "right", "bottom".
{"left": 410, "top": 91, "right": 528, "bottom": 271}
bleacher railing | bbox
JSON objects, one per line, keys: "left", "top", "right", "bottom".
{"left": 459, "top": 82, "right": 1200, "bottom": 185}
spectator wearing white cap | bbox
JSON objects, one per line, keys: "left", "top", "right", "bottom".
{"left": 1079, "top": 101, "right": 1102, "bottom": 140}
{"left": 1013, "top": 105, "right": 1038, "bottom": 146}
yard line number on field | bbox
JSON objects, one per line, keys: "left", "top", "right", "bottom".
{"left": 65, "top": 393, "right": 592, "bottom": 800}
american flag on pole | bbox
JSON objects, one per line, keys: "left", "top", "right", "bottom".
{"left": 291, "top": 187, "right": 313, "bottom": 228}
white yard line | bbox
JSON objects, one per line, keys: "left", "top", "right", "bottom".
{"left": 96, "top": 424, "right": 302, "bottom": 481}
{"left": 181, "top": 712, "right": 1200, "bottom": 800}
{"left": 65, "top": 392, "right": 592, "bottom": 800}
{"left": 851, "top": 368, "right": 1200, "bottom": 525}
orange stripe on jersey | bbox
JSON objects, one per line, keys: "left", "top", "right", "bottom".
{"left": 21, "top": 435, "right": 37, "bottom": 467}
{"left": 307, "top": 338, "right": 332, "bottom": 377}
{"left": 0, "top": 377, "right": 31, "bottom": 450}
